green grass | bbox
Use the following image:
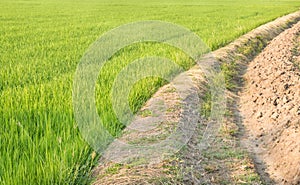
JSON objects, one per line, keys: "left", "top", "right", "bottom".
{"left": 1, "top": 0, "right": 300, "bottom": 184}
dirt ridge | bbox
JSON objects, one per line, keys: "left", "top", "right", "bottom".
{"left": 178, "top": 9, "right": 300, "bottom": 185}
{"left": 92, "top": 10, "right": 300, "bottom": 184}
{"left": 239, "top": 20, "right": 300, "bottom": 185}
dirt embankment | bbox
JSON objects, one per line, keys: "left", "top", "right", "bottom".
{"left": 92, "top": 11, "right": 300, "bottom": 185}
{"left": 239, "top": 21, "right": 300, "bottom": 184}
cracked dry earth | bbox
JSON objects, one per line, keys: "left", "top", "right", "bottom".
{"left": 239, "top": 21, "right": 300, "bottom": 184}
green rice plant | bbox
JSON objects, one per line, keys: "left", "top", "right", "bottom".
{"left": 0, "top": 0, "right": 300, "bottom": 184}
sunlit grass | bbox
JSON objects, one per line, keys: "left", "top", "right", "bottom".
{"left": 0, "top": 0, "right": 300, "bottom": 184}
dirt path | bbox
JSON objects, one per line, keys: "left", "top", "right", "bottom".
{"left": 239, "top": 21, "right": 300, "bottom": 184}
{"left": 92, "top": 11, "right": 300, "bottom": 184}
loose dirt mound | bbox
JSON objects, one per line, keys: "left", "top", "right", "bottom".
{"left": 240, "top": 21, "right": 300, "bottom": 184}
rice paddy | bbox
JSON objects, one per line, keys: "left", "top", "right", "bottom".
{"left": 1, "top": 0, "right": 300, "bottom": 184}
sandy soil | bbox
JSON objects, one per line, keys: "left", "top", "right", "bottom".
{"left": 239, "top": 21, "right": 300, "bottom": 185}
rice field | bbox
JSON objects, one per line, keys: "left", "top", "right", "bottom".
{"left": 1, "top": 0, "right": 300, "bottom": 184}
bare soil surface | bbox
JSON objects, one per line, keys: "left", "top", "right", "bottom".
{"left": 239, "top": 21, "right": 300, "bottom": 184}
{"left": 176, "top": 11, "right": 300, "bottom": 185}
{"left": 92, "top": 11, "right": 300, "bottom": 185}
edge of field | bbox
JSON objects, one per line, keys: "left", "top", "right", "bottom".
{"left": 91, "top": 10, "right": 300, "bottom": 185}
